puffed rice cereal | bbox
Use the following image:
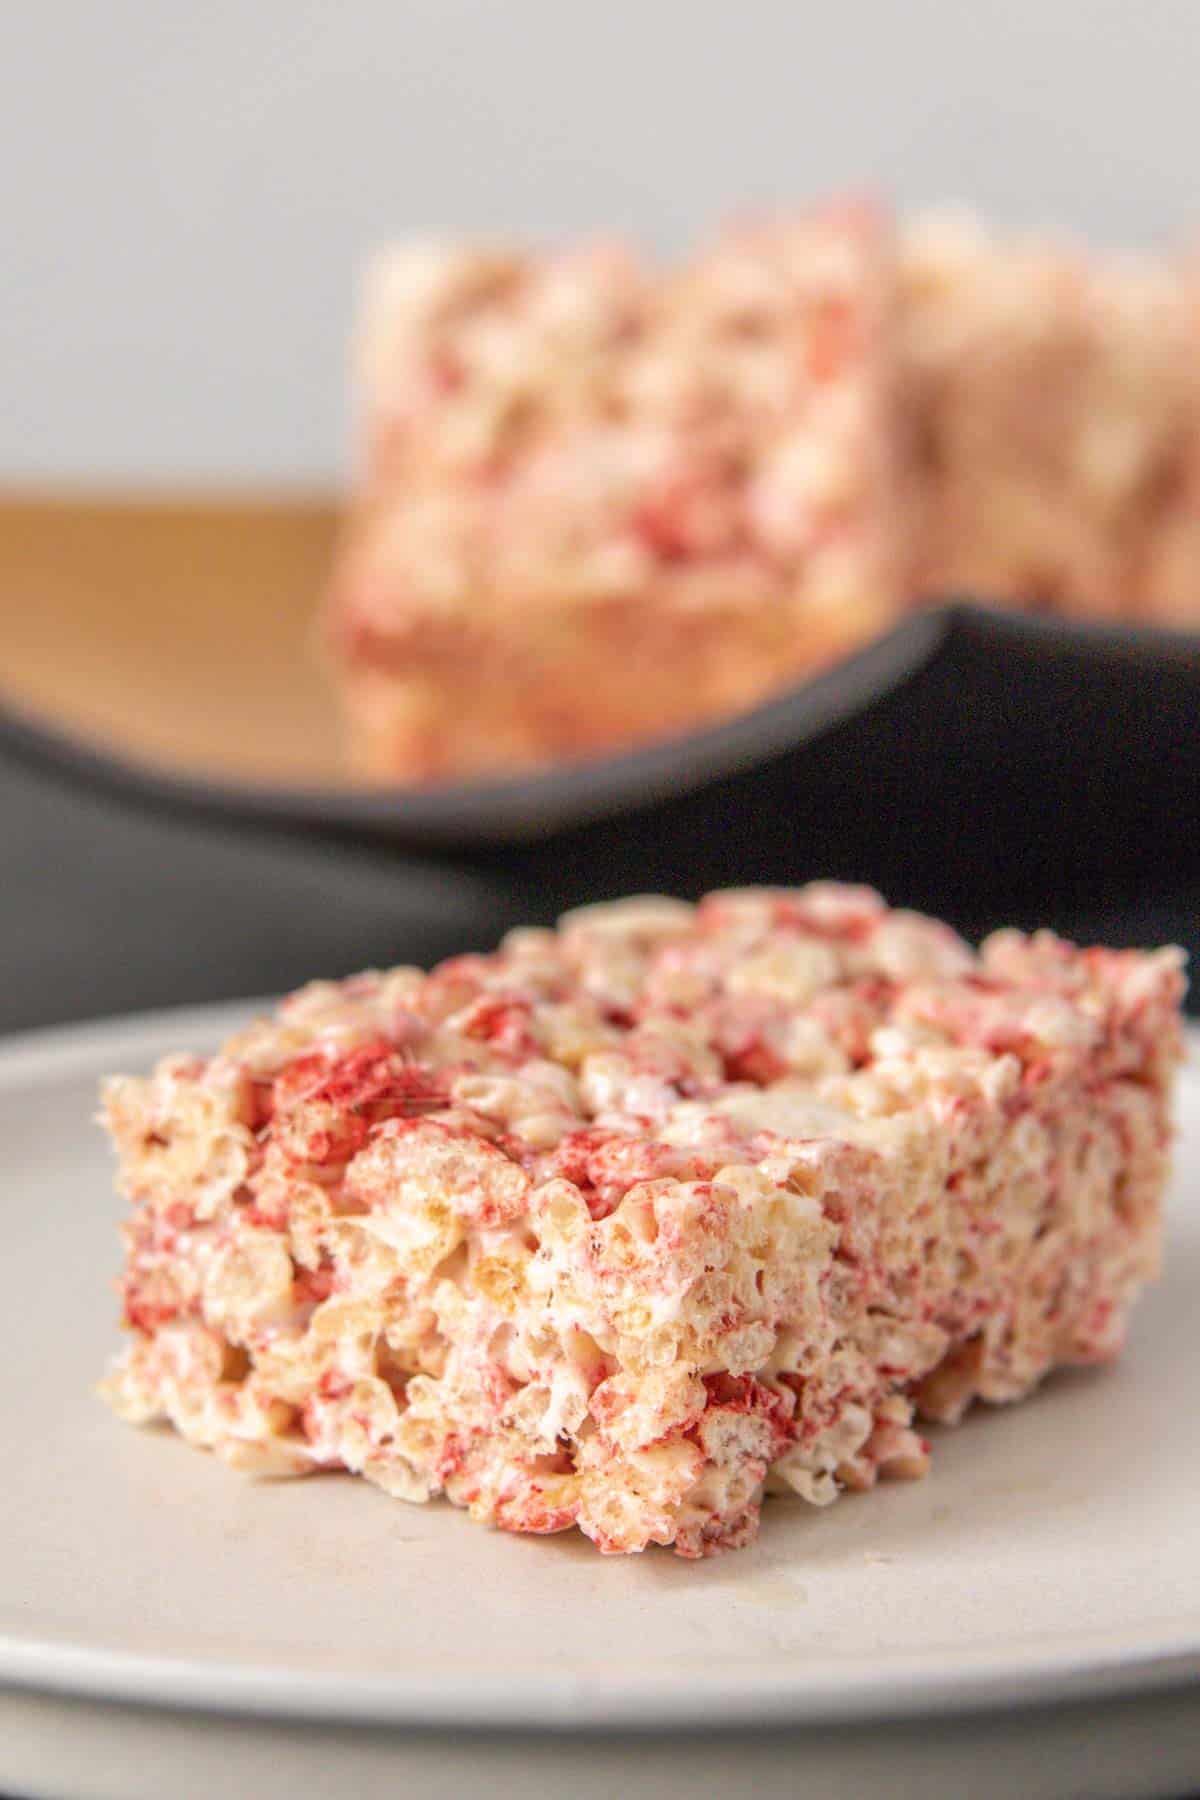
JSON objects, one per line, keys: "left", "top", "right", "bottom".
{"left": 331, "top": 203, "right": 904, "bottom": 780}
{"left": 330, "top": 204, "right": 1200, "bottom": 782}
{"left": 100, "top": 886, "right": 1185, "bottom": 1557}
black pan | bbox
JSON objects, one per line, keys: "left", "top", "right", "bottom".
{"left": 0, "top": 599, "right": 1194, "bottom": 855}
{"left": 1, "top": 599, "right": 1197, "bottom": 1035}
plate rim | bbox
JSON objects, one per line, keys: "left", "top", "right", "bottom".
{"left": 1, "top": 999, "right": 1197, "bottom": 1735}
{"left": 3, "top": 1627, "right": 1199, "bottom": 1735}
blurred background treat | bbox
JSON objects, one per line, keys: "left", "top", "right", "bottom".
{"left": 331, "top": 203, "right": 1200, "bottom": 783}
{"left": 1, "top": 0, "right": 1199, "bottom": 1034}
{"left": 899, "top": 210, "right": 1200, "bottom": 624}
{"left": 332, "top": 203, "right": 901, "bottom": 781}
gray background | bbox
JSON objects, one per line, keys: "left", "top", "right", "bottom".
{"left": 5, "top": 0, "right": 1197, "bottom": 487}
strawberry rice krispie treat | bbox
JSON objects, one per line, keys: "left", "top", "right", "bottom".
{"left": 1135, "top": 267, "right": 1200, "bottom": 626}
{"left": 329, "top": 203, "right": 1200, "bottom": 785}
{"left": 900, "top": 208, "right": 1197, "bottom": 619}
{"left": 330, "top": 205, "right": 907, "bottom": 780}
{"left": 100, "top": 886, "right": 1184, "bottom": 1558}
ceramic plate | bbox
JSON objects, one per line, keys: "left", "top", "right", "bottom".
{"left": 2, "top": 1005, "right": 1199, "bottom": 1799}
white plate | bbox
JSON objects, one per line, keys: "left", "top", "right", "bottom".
{"left": 2, "top": 1004, "right": 1199, "bottom": 1800}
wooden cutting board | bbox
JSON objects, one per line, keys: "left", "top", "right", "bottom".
{"left": 0, "top": 494, "right": 346, "bottom": 783}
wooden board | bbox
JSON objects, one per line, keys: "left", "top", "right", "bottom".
{"left": 0, "top": 494, "right": 346, "bottom": 783}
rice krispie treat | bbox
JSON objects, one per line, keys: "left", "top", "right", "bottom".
{"left": 100, "top": 886, "right": 1184, "bottom": 1558}
{"left": 329, "top": 203, "right": 1200, "bottom": 785}
{"left": 330, "top": 205, "right": 906, "bottom": 780}
{"left": 900, "top": 208, "right": 1197, "bottom": 619}
{"left": 1133, "top": 268, "right": 1200, "bottom": 626}
{"left": 1139, "top": 464, "right": 1200, "bottom": 626}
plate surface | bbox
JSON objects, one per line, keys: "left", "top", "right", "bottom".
{"left": 2, "top": 1002, "right": 1199, "bottom": 1751}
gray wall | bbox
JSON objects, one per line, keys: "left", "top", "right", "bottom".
{"left": 5, "top": 0, "right": 1196, "bottom": 485}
